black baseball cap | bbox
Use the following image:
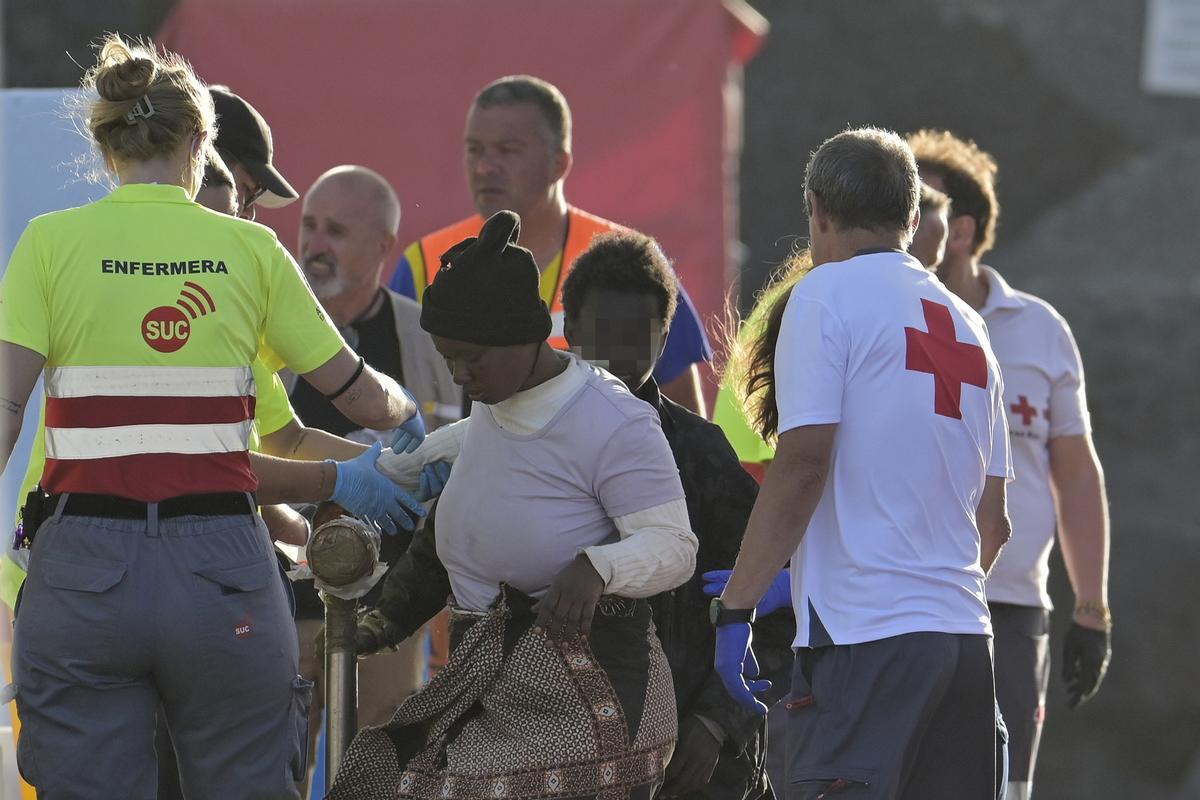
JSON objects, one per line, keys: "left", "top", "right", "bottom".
{"left": 209, "top": 87, "right": 298, "bottom": 209}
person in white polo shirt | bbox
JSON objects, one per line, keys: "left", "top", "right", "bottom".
{"left": 713, "top": 126, "right": 1014, "bottom": 800}
{"left": 909, "top": 129, "right": 1112, "bottom": 800}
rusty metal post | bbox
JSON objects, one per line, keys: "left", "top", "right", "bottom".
{"left": 322, "top": 593, "right": 357, "bottom": 783}
{"left": 306, "top": 505, "right": 383, "bottom": 789}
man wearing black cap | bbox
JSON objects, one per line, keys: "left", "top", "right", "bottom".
{"left": 210, "top": 86, "right": 298, "bottom": 219}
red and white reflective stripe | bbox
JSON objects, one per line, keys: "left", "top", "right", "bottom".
{"left": 45, "top": 365, "right": 255, "bottom": 399}
{"left": 45, "top": 395, "right": 255, "bottom": 430}
{"left": 45, "top": 420, "right": 254, "bottom": 461}
{"left": 43, "top": 452, "right": 256, "bottom": 502}
{"left": 38, "top": 364, "right": 257, "bottom": 497}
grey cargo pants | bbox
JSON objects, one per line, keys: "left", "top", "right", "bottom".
{"left": 13, "top": 496, "right": 310, "bottom": 799}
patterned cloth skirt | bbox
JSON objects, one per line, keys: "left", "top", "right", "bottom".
{"left": 327, "top": 586, "right": 678, "bottom": 800}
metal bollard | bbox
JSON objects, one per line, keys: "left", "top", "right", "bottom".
{"left": 306, "top": 504, "right": 383, "bottom": 789}
{"left": 322, "top": 593, "right": 358, "bottom": 784}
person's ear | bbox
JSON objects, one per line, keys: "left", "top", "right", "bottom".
{"left": 378, "top": 230, "right": 398, "bottom": 260}
{"left": 553, "top": 149, "right": 572, "bottom": 184}
{"left": 191, "top": 130, "right": 209, "bottom": 159}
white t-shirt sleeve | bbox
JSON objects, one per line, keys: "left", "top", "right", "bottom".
{"left": 775, "top": 294, "right": 848, "bottom": 434}
{"left": 1047, "top": 317, "right": 1091, "bottom": 438}
{"left": 988, "top": 378, "right": 1014, "bottom": 480}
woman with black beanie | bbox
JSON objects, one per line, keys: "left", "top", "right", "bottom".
{"left": 328, "top": 210, "right": 698, "bottom": 800}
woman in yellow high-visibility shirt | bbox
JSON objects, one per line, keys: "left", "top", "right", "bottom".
{"left": 0, "top": 35, "right": 425, "bottom": 798}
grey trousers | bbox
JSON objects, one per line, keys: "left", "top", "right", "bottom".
{"left": 13, "top": 499, "right": 310, "bottom": 800}
{"left": 785, "top": 632, "right": 995, "bottom": 800}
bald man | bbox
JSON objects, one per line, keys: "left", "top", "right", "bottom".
{"left": 288, "top": 166, "right": 459, "bottom": 788}
{"left": 292, "top": 165, "right": 459, "bottom": 437}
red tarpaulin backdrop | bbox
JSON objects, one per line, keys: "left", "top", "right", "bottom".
{"left": 160, "top": 0, "right": 765, "bottom": 383}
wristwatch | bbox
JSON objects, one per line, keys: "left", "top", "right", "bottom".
{"left": 709, "top": 598, "right": 756, "bottom": 627}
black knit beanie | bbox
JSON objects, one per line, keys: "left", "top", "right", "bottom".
{"left": 420, "top": 210, "right": 553, "bottom": 346}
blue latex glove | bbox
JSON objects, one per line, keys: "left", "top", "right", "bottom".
{"left": 417, "top": 460, "right": 452, "bottom": 502}
{"left": 390, "top": 389, "right": 427, "bottom": 454}
{"left": 330, "top": 442, "right": 426, "bottom": 535}
{"left": 714, "top": 622, "right": 772, "bottom": 716}
{"left": 702, "top": 569, "right": 791, "bottom": 616}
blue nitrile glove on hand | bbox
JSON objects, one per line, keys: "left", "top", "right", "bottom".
{"left": 417, "top": 460, "right": 452, "bottom": 502}
{"left": 329, "top": 442, "right": 426, "bottom": 535}
{"left": 703, "top": 569, "right": 791, "bottom": 616}
{"left": 390, "top": 388, "right": 427, "bottom": 454}
{"left": 714, "top": 623, "right": 772, "bottom": 716}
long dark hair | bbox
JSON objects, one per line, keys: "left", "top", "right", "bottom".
{"left": 727, "top": 249, "right": 814, "bottom": 445}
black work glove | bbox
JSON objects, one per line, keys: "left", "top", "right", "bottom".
{"left": 660, "top": 714, "right": 723, "bottom": 797}
{"left": 1062, "top": 622, "right": 1111, "bottom": 709}
{"left": 314, "top": 608, "right": 406, "bottom": 661}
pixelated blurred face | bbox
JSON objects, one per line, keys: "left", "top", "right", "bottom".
{"left": 910, "top": 206, "right": 949, "bottom": 271}
{"left": 195, "top": 183, "right": 238, "bottom": 217}
{"left": 298, "top": 178, "right": 386, "bottom": 302}
{"left": 464, "top": 102, "right": 560, "bottom": 219}
{"left": 432, "top": 335, "right": 540, "bottom": 406}
{"left": 564, "top": 289, "right": 666, "bottom": 392}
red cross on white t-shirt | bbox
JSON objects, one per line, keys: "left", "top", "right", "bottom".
{"left": 1010, "top": 395, "right": 1038, "bottom": 426}
{"left": 904, "top": 299, "right": 988, "bottom": 419}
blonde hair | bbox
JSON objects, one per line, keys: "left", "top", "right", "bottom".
{"left": 723, "top": 248, "right": 815, "bottom": 444}
{"left": 81, "top": 34, "right": 215, "bottom": 173}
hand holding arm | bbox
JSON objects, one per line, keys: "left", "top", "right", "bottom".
{"left": 389, "top": 387, "right": 427, "bottom": 454}
{"left": 376, "top": 418, "right": 469, "bottom": 493}
{"left": 327, "top": 442, "right": 426, "bottom": 534}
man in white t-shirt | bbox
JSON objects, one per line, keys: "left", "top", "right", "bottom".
{"left": 714, "top": 127, "right": 1013, "bottom": 799}
{"left": 909, "top": 129, "right": 1112, "bottom": 800}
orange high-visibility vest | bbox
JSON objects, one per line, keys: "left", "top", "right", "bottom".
{"left": 416, "top": 206, "right": 625, "bottom": 350}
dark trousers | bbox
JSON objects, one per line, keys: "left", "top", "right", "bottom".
{"left": 990, "top": 603, "right": 1051, "bottom": 799}
{"left": 785, "top": 632, "right": 995, "bottom": 800}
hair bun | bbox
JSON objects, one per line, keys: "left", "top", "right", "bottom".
{"left": 95, "top": 45, "right": 157, "bottom": 102}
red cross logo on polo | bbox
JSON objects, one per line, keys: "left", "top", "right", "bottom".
{"left": 141, "top": 281, "right": 217, "bottom": 352}
{"left": 904, "top": 299, "right": 987, "bottom": 419}
{"left": 1010, "top": 395, "right": 1038, "bottom": 426}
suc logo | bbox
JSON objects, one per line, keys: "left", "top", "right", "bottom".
{"left": 142, "top": 281, "right": 216, "bottom": 353}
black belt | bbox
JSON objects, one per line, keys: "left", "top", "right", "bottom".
{"left": 52, "top": 492, "right": 255, "bottom": 520}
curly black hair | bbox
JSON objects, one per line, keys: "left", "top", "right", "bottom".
{"left": 561, "top": 231, "right": 678, "bottom": 324}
